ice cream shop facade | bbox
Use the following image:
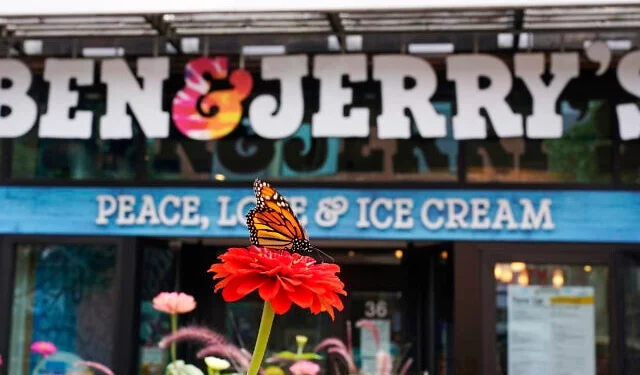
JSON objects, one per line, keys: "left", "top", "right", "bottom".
{"left": 2, "top": 1, "right": 640, "bottom": 375}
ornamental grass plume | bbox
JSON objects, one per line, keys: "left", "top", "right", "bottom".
{"left": 314, "top": 338, "right": 356, "bottom": 374}
{"left": 376, "top": 351, "right": 392, "bottom": 375}
{"left": 158, "top": 326, "right": 225, "bottom": 349}
{"left": 159, "top": 326, "right": 251, "bottom": 373}
{"left": 399, "top": 358, "right": 414, "bottom": 375}
{"left": 314, "top": 320, "right": 414, "bottom": 375}
{"left": 209, "top": 245, "right": 347, "bottom": 375}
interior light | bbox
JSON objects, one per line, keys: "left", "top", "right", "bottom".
{"left": 23, "top": 39, "right": 42, "bottom": 55}
{"left": 584, "top": 265, "right": 592, "bottom": 272}
{"left": 501, "top": 269, "right": 513, "bottom": 283}
{"left": 327, "top": 35, "right": 341, "bottom": 51}
{"left": 181, "top": 37, "right": 200, "bottom": 54}
{"left": 552, "top": 269, "right": 564, "bottom": 288}
{"left": 584, "top": 39, "right": 632, "bottom": 51}
{"left": 511, "top": 262, "right": 526, "bottom": 273}
{"left": 214, "top": 174, "right": 226, "bottom": 181}
{"left": 347, "top": 250, "right": 355, "bottom": 257}
{"left": 408, "top": 43, "right": 455, "bottom": 54}
{"left": 241, "top": 45, "right": 286, "bottom": 56}
{"left": 394, "top": 249, "right": 403, "bottom": 260}
{"left": 494, "top": 264, "right": 503, "bottom": 280}
{"left": 518, "top": 33, "right": 534, "bottom": 49}
{"left": 345, "top": 35, "right": 363, "bottom": 51}
{"left": 82, "top": 47, "right": 125, "bottom": 57}
{"left": 497, "top": 33, "right": 514, "bottom": 49}
{"left": 517, "top": 270, "right": 529, "bottom": 286}
{"left": 440, "top": 250, "right": 448, "bottom": 261}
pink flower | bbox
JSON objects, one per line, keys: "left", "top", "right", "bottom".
{"left": 289, "top": 361, "right": 320, "bottom": 375}
{"left": 31, "top": 341, "right": 57, "bottom": 357}
{"left": 152, "top": 292, "right": 197, "bottom": 314}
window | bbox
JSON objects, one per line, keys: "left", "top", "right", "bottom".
{"left": 620, "top": 140, "right": 640, "bottom": 184}
{"left": 11, "top": 81, "right": 137, "bottom": 179}
{"left": 137, "top": 245, "right": 176, "bottom": 375}
{"left": 8, "top": 244, "right": 117, "bottom": 375}
{"left": 623, "top": 255, "right": 640, "bottom": 375}
{"left": 146, "top": 71, "right": 458, "bottom": 183}
{"left": 494, "top": 262, "right": 610, "bottom": 375}
{"left": 467, "top": 100, "right": 613, "bottom": 184}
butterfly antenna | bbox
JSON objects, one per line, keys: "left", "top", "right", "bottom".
{"left": 311, "top": 245, "right": 335, "bottom": 263}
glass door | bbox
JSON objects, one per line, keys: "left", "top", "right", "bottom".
{"left": 494, "top": 262, "right": 610, "bottom": 375}
{"left": 621, "top": 253, "right": 640, "bottom": 375}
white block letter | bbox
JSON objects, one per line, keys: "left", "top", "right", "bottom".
{"left": 250, "top": 55, "right": 307, "bottom": 139}
{"left": 617, "top": 51, "right": 640, "bottom": 140}
{"left": 470, "top": 198, "right": 491, "bottom": 229}
{"left": 515, "top": 53, "right": 578, "bottom": 138}
{"left": 374, "top": 55, "right": 446, "bottom": 139}
{"left": 520, "top": 198, "right": 555, "bottom": 230}
{"left": 0, "top": 59, "right": 37, "bottom": 137}
{"left": 447, "top": 54, "right": 523, "bottom": 139}
{"left": 312, "top": 54, "right": 369, "bottom": 137}
{"left": 96, "top": 195, "right": 117, "bottom": 225}
{"left": 421, "top": 198, "right": 445, "bottom": 230}
{"left": 39, "top": 59, "right": 94, "bottom": 139}
{"left": 100, "top": 57, "right": 170, "bottom": 139}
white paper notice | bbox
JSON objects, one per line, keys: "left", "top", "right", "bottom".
{"left": 359, "top": 319, "right": 391, "bottom": 375}
{"left": 507, "top": 285, "right": 595, "bottom": 375}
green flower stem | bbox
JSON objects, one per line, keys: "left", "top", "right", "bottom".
{"left": 207, "top": 368, "right": 220, "bottom": 375}
{"left": 247, "top": 301, "right": 275, "bottom": 375}
{"left": 170, "top": 313, "right": 178, "bottom": 365}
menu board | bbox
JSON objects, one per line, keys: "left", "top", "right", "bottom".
{"left": 507, "top": 285, "right": 595, "bottom": 375}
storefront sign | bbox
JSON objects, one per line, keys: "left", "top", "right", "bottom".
{"left": 2, "top": 46, "right": 640, "bottom": 142}
{"left": 507, "top": 285, "right": 595, "bottom": 375}
{"left": 0, "top": 186, "right": 638, "bottom": 243}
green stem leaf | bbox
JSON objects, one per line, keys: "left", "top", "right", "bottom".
{"left": 170, "top": 313, "right": 178, "bottom": 366}
{"left": 246, "top": 301, "right": 275, "bottom": 375}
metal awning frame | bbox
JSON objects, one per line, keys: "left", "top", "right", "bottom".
{"left": 1, "top": 5, "right": 640, "bottom": 57}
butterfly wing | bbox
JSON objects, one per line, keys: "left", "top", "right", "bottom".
{"left": 247, "top": 179, "right": 308, "bottom": 250}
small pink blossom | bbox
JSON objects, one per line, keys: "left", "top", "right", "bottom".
{"left": 152, "top": 292, "right": 196, "bottom": 314}
{"left": 31, "top": 341, "right": 57, "bottom": 357}
{"left": 289, "top": 361, "right": 320, "bottom": 375}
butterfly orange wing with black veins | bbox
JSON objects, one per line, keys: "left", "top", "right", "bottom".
{"left": 246, "top": 179, "right": 310, "bottom": 252}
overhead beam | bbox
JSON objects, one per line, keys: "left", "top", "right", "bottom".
{"left": 327, "top": 12, "right": 346, "bottom": 52}
{"left": 145, "top": 14, "right": 182, "bottom": 54}
{"left": 512, "top": 8, "right": 525, "bottom": 51}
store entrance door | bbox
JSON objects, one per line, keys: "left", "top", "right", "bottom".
{"left": 457, "top": 243, "right": 620, "bottom": 375}
{"left": 136, "top": 239, "right": 453, "bottom": 375}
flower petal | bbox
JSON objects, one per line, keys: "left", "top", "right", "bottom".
{"left": 209, "top": 246, "right": 346, "bottom": 320}
{"left": 289, "top": 287, "right": 314, "bottom": 308}
{"left": 270, "top": 289, "right": 293, "bottom": 315}
{"left": 259, "top": 279, "right": 281, "bottom": 301}
{"left": 236, "top": 274, "right": 267, "bottom": 296}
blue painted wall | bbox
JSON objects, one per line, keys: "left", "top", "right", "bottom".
{"left": 0, "top": 186, "right": 638, "bottom": 243}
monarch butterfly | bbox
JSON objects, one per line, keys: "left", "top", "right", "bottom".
{"left": 246, "top": 178, "right": 332, "bottom": 261}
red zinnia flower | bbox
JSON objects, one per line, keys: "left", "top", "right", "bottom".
{"left": 208, "top": 246, "right": 346, "bottom": 320}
